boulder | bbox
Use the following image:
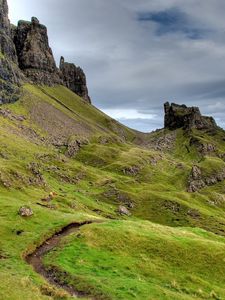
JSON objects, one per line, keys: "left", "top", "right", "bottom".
{"left": 118, "top": 205, "right": 131, "bottom": 216}
{"left": 19, "top": 206, "right": 33, "bottom": 217}
{"left": 191, "top": 165, "right": 202, "bottom": 180}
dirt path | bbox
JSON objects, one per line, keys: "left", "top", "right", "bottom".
{"left": 25, "top": 221, "right": 98, "bottom": 298}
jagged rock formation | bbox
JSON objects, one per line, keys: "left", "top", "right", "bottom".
{"left": 0, "top": 0, "right": 21, "bottom": 103}
{"left": 60, "top": 56, "right": 91, "bottom": 103}
{"left": 164, "top": 102, "right": 217, "bottom": 130}
{"left": 13, "top": 17, "right": 61, "bottom": 85}
{"left": 0, "top": 0, "right": 17, "bottom": 61}
{"left": 187, "top": 165, "right": 225, "bottom": 192}
{"left": 0, "top": 0, "right": 91, "bottom": 103}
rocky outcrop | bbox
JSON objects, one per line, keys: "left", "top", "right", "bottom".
{"left": 0, "top": 0, "right": 17, "bottom": 62}
{"left": 60, "top": 56, "right": 91, "bottom": 103}
{"left": 164, "top": 102, "right": 217, "bottom": 130}
{"left": 14, "top": 17, "right": 61, "bottom": 85}
{"left": 0, "top": 0, "right": 92, "bottom": 103}
{"left": 0, "top": 0, "right": 21, "bottom": 103}
{"left": 65, "top": 137, "right": 89, "bottom": 158}
{"left": 187, "top": 165, "right": 225, "bottom": 192}
{"left": 189, "top": 137, "right": 217, "bottom": 156}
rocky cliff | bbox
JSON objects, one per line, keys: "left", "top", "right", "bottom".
{"left": 0, "top": 0, "right": 91, "bottom": 103}
{"left": 164, "top": 102, "right": 217, "bottom": 130}
{"left": 0, "top": 0, "right": 17, "bottom": 62}
{"left": 13, "top": 17, "right": 61, "bottom": 85}
{"left": 60, "top": 56, "right": 91, "bottom": 103}
{"left": 0, "top": 0, "right": 21, "bottom": 103}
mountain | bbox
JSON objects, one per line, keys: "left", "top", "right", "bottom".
{"left": 1, "top": 1, "right": 225, "bottom": 300}
{"left": 0, "top": 2, "right": 91, "bottom": 104}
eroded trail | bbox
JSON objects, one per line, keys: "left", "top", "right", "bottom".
{"left": 25, "top": 221, "right": 97, "bottom": 298}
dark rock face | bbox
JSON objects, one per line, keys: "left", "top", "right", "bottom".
{"left": 0, "top": 0, "right": 21, "bottom": 103}
{"left": 0, "top": 0, "right": 17, "bottom": 61}
{"left": 60, "top": 56, "right": 91, "bottom": 103}
{"left": 164, "top": 102, "right": 217, "bottom": 130}
{"left": 14, "top": 17, "right": 61, "bottom": 85}
{"left": 0, "top": 0, "right": 92, "bottom": 104}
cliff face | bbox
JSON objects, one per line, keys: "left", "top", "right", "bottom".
{"left": 0, "top": 0, "right": 91, "bottom": 103}
{"left": 164, "top": 102, "right": 217, "bottom": 130}
{"left": 0, "top": 0, "right": 17, "bottom": 61}
{"left": 60, "top": 56, "right": 91, "bottom": 103}
{"left": 14, "top": 17, "right": 61, "bottom": 85}
{"left": 0, "top": 0, "right": 21, "bottom": 103}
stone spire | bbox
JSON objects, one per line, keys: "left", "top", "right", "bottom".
{"left": 59, "top": 57, "right": 91, "bottom": 103}
{"left": 0, "top": 0, "right": 10, "bottom": 34}
{"left": 13, "top": 17, "right": 61, "bottom": 85}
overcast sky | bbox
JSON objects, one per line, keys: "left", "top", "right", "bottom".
{"left": 8, "top": 0, "right": 225, "bottom": 132}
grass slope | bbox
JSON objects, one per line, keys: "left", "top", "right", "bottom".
{"left": 44, "top": 220, "right": 225, "bottom": 300}
{"left": 0, "top": 84, "right": 225, "bottom": 299}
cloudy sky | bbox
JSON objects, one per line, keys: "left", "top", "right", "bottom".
{"left": 8, "top": 0, "right": 225, "bottom": 132}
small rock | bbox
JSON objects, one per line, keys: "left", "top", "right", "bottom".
{"left": 187, "top": 209, "right": 200, "bottom": 219}
{"left": 19, "top": 206, "right": 33, "bottom": 217}
{"left": 127, "top": 202, "right": 134, "bottom": 209}
{"left": 41, "top": 191, "right": 57, "bottom": 202}
{"left": 176, "top": 163, "right": 184, "bottom": 169}
{"left": 118, "top": 205, "right": 131, "bottom": 216}
{"left": 191, "top": 165, "right": 202, "bottom": 180}
{"left": 123, "top": 165, "right": 140, "bottom": 176}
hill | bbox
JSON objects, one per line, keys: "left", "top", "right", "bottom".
{"left": 0, "top": 84, "right": 225, "bottom": 300}
{"left": 1, "top": 0, "right": 225, "bottom": 299}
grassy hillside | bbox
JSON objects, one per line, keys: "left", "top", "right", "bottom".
{"left": 19, "top": 84, "right": 137, "bottom": 142}
{"left": 44, "top": 220, "right": 225, "bottom": 300}
{"left": 0, "top": 84, "right": 225, "bottom": 299}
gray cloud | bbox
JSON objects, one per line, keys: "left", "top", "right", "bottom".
{"left": 8, "top": 0, "right": 225, "bottom": 132}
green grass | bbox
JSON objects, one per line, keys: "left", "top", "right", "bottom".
{"left": 0, "top": 83, "right": 225, "bottom": 299}
{"left": 24, "top": 84, "right": 137, "bottom": 142}
{"left": 44, "top": 220, "right": 225, "bottom": 300}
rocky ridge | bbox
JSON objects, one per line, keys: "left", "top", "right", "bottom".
{"left": 0, "top": 0, "right": 91, "bottom": 103}
{"left": 164, "top": 102, "right": 217, "bottom": 130}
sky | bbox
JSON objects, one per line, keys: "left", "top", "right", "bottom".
{"left": 8, "top": 0, "right": 225, "bottom": 132}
